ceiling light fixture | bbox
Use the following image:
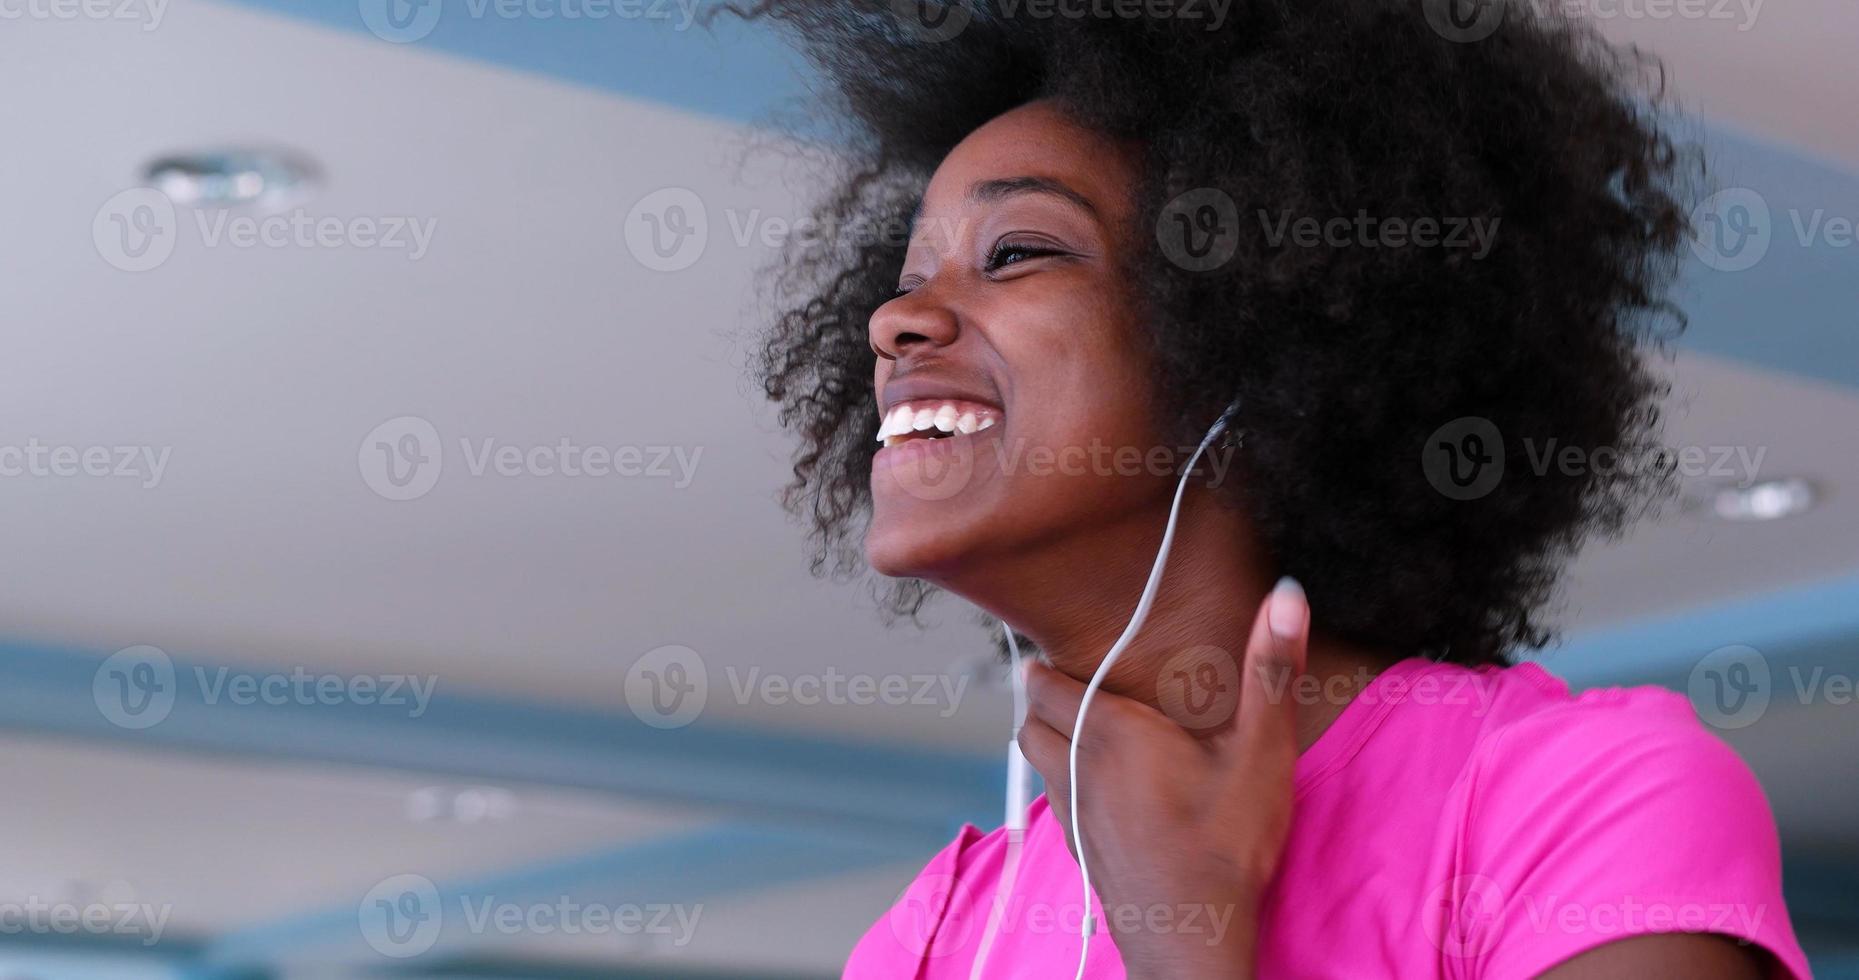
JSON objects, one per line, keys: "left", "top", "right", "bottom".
{"left": 1710, "top": 477, "right": 1817, "bottom": 522}
{"left": 143, "top": 147, "right": 319, "bottom": 211}
{"left": 407, "top": 785, "right": 515, "bottom": 825}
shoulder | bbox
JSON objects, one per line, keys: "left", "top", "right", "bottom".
{"left": 1440, "top": 672, "right": 1810, "bottom": 979}
{"left": 1463, "top": 675, "right": 1771, "bottom": 836}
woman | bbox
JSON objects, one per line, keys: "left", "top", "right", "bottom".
{"left": 730, "top": 0, "right": 1810, "bottom": 975}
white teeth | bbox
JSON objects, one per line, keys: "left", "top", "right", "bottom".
{"left": 876, "top": 401, "right": 1001, "bottom": 445}
{"left": 875, "top": 405, "right": 912, "bottom": 442}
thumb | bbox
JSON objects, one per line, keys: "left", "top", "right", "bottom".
{"left": 1222, "top": 577, "right": 1308, "bottom": 755}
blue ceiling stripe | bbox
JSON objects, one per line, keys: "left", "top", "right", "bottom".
{"left": 0, "top": 638, "right": 1002, "bottom": 841}
{"left": 1533, "top": 568, "right": 1859, "bottom": 688}
{"left": 201, "top": 821, "right": 907, "bottom": 967}
{"left": 1677, "top": 123, "right": 1859, "bottom": 392}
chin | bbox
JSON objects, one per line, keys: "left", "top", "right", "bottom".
{"left": 863, "top": 506, "right": 975, "bottom": 583}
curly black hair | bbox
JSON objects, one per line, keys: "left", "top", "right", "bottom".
{"left": 721, "top": 0, "right": 1696, "bottom": 666}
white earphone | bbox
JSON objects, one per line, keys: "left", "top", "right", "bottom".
{"left": 981, "top": 401, "right": 1239, "bottom": 979}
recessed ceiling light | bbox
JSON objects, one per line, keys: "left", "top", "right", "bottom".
{"left": 143, "top": 147, "right": 318, "bottom": 210}
{"left": 1710, "top": 477, "right": 1817, "bottom": 522}
{"left": 407, "top": 785, "right": 515, "bottom": 825}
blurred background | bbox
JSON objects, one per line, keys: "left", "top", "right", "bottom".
{"left": 1, "top": 1, "right": 1855, "bottom": 976}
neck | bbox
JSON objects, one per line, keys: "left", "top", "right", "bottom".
{"left": 955, "top": 489, "right": 1390, "bottom": 754}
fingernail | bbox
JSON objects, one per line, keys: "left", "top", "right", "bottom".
{"left": 1268, "top": 576, "right": 1308, "bottom": 641}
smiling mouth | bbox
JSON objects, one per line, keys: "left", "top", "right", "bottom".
{"left": 874, "top": 400, "right": 1002, "bottom": 448}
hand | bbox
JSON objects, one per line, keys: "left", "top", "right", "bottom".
{"left": 1016, "top": 578, "right": 1310, "bottom": 980}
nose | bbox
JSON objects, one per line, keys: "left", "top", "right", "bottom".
{"left": 869, "top": 285, "right": 959, "bottom": 361}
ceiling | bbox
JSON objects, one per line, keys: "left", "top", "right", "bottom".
{"left": 0, "top": 1, "right": 1855, "bottom": 976}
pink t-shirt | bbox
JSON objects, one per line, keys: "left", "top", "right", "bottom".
{"left": 845, "top": 657, "right": 1811, "bottom": 978}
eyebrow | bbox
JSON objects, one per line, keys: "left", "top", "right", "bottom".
{"left": 908, "top": 175, "right": 1101, "bottom": 231}
{"left": 969, "top": 175, "right": 1099, "bottom": 215}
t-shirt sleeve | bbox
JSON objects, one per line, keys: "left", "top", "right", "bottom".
{"left": 842, "top": 823, "right": 982, "bottom": 979}
{"left": 1445, "top": 692, "right": 1812, "bottom": 980}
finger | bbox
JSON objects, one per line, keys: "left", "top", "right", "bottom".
{"left": 1021, "top": 657, "right": 1089, "bottom": 738}
{"left": 1016, "top": 714, "right": 1072, "bottom": 801}
{"left": 1015, "top": 717, "right": 1076, "bottom": 853}
{"left": 1230, "top": 576, "right": 1309, "bottom": 754}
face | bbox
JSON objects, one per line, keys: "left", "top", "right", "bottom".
{"left": 865, "top": 100, "right": 1177, "bottom": 587}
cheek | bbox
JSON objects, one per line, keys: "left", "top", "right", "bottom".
{"left": 1001, "top": 289, "right": 1159, "bottom": 458}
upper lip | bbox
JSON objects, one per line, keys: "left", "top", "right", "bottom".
{"left": 879, "top": 372, "right": 1005, "bottom": 415}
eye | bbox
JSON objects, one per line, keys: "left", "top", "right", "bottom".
{"left": 985, "top": 240, "right": 1067, "bottom": 273}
